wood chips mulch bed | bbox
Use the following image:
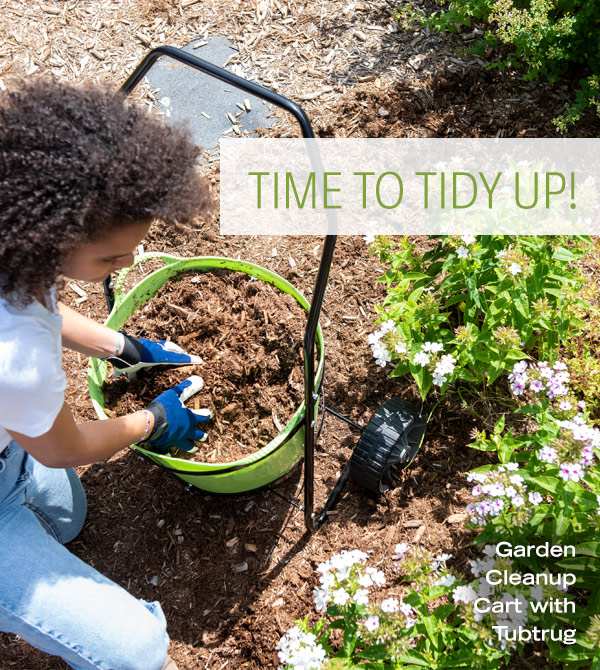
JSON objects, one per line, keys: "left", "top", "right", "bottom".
{"left": 1, "top": 0, "right": 599, "bottom": 668}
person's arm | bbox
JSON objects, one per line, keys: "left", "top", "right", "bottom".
{"left": 58, "top": 301, "right": 122, "bottom": 358}
{"left": 6, "top": 401, "right": 154, "bottom": 469}
{"left": 57, "top": 301, "right": 202, "bottom": 376}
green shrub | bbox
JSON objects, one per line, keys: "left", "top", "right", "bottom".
{"left": 368, "top": 235, "right": 591, "bottom": 400}
{"left": 406, "top": 0, "right": 600, "bottom": 131}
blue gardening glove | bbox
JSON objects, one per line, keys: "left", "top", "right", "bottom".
{"left": 141, "top": 376, "right": 212, "bottom": 454}
{"left": 108, "top": 331, "right": 202, "bottom": 377}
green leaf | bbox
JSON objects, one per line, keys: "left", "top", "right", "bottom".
{"left": 553, "top": 247, "right": 579, "bottom": 261}
{"left": 354, "top": 644, "right": 388, "bottom": 661}
{"left": 389, "top": 361, "right": 410, "bottom": 378}
{"left": 395, "top": 650, "right": 430, "bottom": 667}
{"left": 493, "top": 414, "right": 505, "bottom": 435}
{"left": 574, "top": 542, "right": 600, "bottom": 559}
{"left": 402, "top": 271, "right": 430, "bottom": 280}
{"left": 422, "top": 614, "right": 439, "bottom": 650}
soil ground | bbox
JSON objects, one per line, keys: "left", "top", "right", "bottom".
{"left": 1, "top": 0, "right": 599, "bottom": 668}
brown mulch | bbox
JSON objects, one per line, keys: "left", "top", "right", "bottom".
{"left": 103, "top": 270, "right": 306, "bottom": 462}
{"left": 1, "top": 1, "right": 599, "bottom": 669}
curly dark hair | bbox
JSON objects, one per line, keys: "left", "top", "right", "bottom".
{"left": 0, "top": 78, "right": 212, "bottom": 306}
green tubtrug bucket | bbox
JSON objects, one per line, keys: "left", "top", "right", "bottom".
{"left": 88, "top": 254, "right": 324, "bottom": 494}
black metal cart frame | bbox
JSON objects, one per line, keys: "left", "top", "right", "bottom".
{"left": 104, "top": 45, "right": 341, "bottom": 532}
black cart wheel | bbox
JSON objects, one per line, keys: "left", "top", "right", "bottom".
{"left": 349, "top": 397, "right": 427, "bottom": 495}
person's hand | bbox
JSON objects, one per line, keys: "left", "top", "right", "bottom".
{"left": 108, "top": 331, "right": 202, "bottom": 377}
{"left": 141, "top": 376, "right": 212, "bottom": 454}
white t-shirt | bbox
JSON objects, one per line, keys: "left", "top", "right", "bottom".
{"left": 0, "top": 287, "right": 66, "bottom": 452}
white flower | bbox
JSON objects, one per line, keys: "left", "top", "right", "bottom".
{"left": 332, "top": 588, "right": 350, "bottom": 606}
{"left": 512, "top": 361, "right": 528, "bottom": 374}
{"left": 354, "top": 588, "right": 369, "bottom": 606}
{"left": 539, "top": 446, "right": 558, "bottom": 463}
{"left": 528, "top": 491, "right": 543, "bottom": 506}
{"left": 422, "top": 341, "right": 444, "bottom": 353}
{"left": 277, "top": 627, "right": 326, "bottom": 670}
{"left": 432, "top": 553, "right": 452, "bottom": 569}
{"left": 365, "top": 567, "right": 386, "bottom": 587}
{"left": 511, "top": 494, "right": 525, "bottom": 507}
{"left": 364, "top": 615, "right": 380, "bottom": 632}
{"left": 358, "top": 573, "right": 373, "bottom": 588}
{"left": 461, "top": 234, "right": 476, "bottom": 245}
{"left": 436, "top": 354, "right": 456, "bottom": 375}
{"left": 483, "top": 545, "right": 497, "bottom": 558}
{"left": 508, "top": 262, "right": 522, "bottom": 276}
{"left": 394, "top": 543, "right": 409, "bottom": 559}
{"left": 457, "top": 245, "right": 469, "bottom": 259}
{"left": 434, "top": 573, "right": 456, "bottom": 587}
{"left": 433, "top": 372, "right": 447, "bottom": 387}
{"left": 363, "top": 234, "right": 376, "bottom": 244}
{"left": 453, "top": 585, "right": 478, "bottom": 604}
{"left": 381, "top": 597, "right": 399, "bottom": 613}
{"left": 413, "top": 351, "right": 431, "bottom": 366}
{"left": 530, "top": 585, "right": 544, "bottom": 601}
{"left": 394, "top": 341, "right": 407, "bottom": 354}
{"left": 313, "top": 587, "right": 329, "bottom": 612}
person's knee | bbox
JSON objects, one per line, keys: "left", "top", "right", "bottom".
{"left": 60, "top": 469, "right": 87, "bottom": 543}
{"left": 109, "top": 601, "right": 170, "bottom": 670}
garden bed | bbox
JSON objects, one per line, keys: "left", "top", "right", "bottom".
{"left": 2, "top": 0, "right": 600, "bottom": 669}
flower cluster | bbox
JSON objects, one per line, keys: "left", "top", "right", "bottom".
{"left": 466, "top": 464, "right": 533, "bottom": 526}
{"left": 368, "top": 319, "right": 406, "bottom": 368}
{"left": 454, "top": 234, "right": 478, "bottom": 259}
{"left": 313, "top": 549, "right": 385, "bottom": 613}
{"left": 496, "top": 246, "right": 530, "bottom": 277}
{"left": 550, "top": 415, "right": 600, "bottom": 482}
{"left": 276, "top": 627, "right": 326, "bottom": 670}
{"left": 412, "top": 341, "right": 457, "bottom": 387}
{"left": 508, "top": 360, "right": 571, "bottom": 399}
{"left": 508, "top": 360, "right": 599, "bottom": 482}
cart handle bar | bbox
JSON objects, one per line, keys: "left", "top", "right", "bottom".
{"left": 103, "top": 45, "right": 337, "bottom": 532}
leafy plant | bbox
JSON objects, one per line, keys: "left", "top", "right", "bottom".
{"left": 408, "top": 0, "right": 600, "bottom": 131}
{"left": 368, "top": 235, "right": 591, "bottom": 400}
{"left": 276, "top": 546, "right": 512, "bottom": 670}
{"left": 466, "top": 359, "right": 600, "bottom": 668}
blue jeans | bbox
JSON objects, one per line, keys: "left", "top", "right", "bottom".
{"left": 0, "top": 441, "right": 170, "bottom": 670}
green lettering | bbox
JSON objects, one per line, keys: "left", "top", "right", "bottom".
{"left": 248, "top": 171, "right": 269, "bottom": 209}
{"left": 479, "top": 171, "right": 502, "bottom": 208}
{"left": 453, "top": 172, "right": 477, "bottom": 209}
{"left": 416, "top": 172, "right": 436, "bottom": 209}
{"left": 354, "top": 171, "right": 375, "bottom": 208}
{"left": 286, "top": 172, "right": 316, "bottom": 209}
{"left": 323, "top": 172, "right": 342, "bottom": 209}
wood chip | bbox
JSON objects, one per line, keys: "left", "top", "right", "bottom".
{"left": 446, "top": 513, "right": 467, "bottom": 524}
{"left": 135, "top": 32, "right": 151, "bottom": 46}
{"left": 68, "top": 282, "right": 87, "bottom": 298}
{"left": 414, "top": 525, "right": 426, "bottom": 542}
{"left": 41, "top": 4, "right": 61, "bottom": 14}
{"left": 402, "top": 519, "right": 423, "bottom": 528}
{"left": 297, "top": 86, "right": 332, "bottom": 101}
{"left": 181, "top": 0, "right": 202, "bottom": 6}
